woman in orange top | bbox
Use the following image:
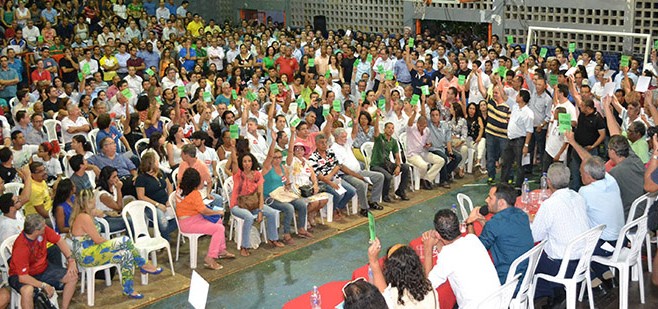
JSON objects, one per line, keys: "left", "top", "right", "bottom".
{"left": 176, "top": 168, "right": 234, "bottom": 270}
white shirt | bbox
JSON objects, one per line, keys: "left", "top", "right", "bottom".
{"left": 330, "top": 138, "right": 362, "bottom": 172}
{"left": 61, "top": 116, "right": 90, "bottom": 144}
{"left": 384, "top": 110, "right": 409, "bottom": 140}
{"left": 124, "top": 74, "right": 143, "bottom": 94}
{"left": 195, "top": 147, "right": 219, "bottom": 177}
{"left": 553, "top": 100, "right": 578, "bottom": 125}
{"left": 23, "top": 26, "right": 40, "bottom": 44}
{"left": 0, "top": 212, "right": 24, "bottom": 247}
{"left": 428, "top": 234, "right": 501, "bottom": 308}
{"left": 531, "top": 188, "right": 590, "bottom": 259}
{"left": 156, "top": 7, "right": 170, "bottom": 20}
{"left": 241, "top": 129, "right": 268, "bottom": 163}
{"left": 405, "top": 124, "right": 428, "bottom": 157}
{"left": 468, "top": 73, "right": 491, "bottom": 104}
{"left": 545, "top": 120, "right": 567, "bottom": 161}
{"left": 206, "top": 45, "right": 225, "bottom": 70}
{"left": 507, "top": 105, "right": 534, "bottom": 140}
{"left": 79, "top": 58, "right": 99, "bottom": 79}
{"left": 11, "top": 145, "right": 38, "bottom": 168}
{"left": 161, "top": 76, "right": 184, "bottom": 91}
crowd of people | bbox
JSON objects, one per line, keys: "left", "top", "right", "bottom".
{"left": 0, "top": 0, "right": 657, "bottom": 308}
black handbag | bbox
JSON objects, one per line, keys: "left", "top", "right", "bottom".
{"left": 298, "top": 185, "right": 314, "bottom": 198}
{"left": 33, "top": 288, "right": 57, "bottom": 309}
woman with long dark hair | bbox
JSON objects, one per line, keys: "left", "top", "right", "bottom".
{"left": 52, "top": 179, "right": 75, "bottom": 234}
{"left": 367, "top": 238, "right": 439, "bottom": 308}
{"left": 466, "top": 102, "right": 486, "bottom": 174}
{"left": 166, "top": 124, "right": 188, "bottom": 169}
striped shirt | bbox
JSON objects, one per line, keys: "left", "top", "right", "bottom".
{"left": 485, "top": 99, "right": 512, "bottom": 138}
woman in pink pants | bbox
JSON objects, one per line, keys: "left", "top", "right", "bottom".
{"left": 175, "top": 168, "right": 235, "bottom": 270}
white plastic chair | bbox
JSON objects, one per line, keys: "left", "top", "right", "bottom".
{"left": 467, "top": 274, "right": 521, "bottom": 309}
{"left": 456, "top": 193, "right": 474, "bottom": 221}
{"left": 0, "top": 235, "right": 20, "bottom": 309}
{"left": 161, "top": 116, "right": 172, "bottom": 130}
{"left": 43, "top": 119, "right": 62, "bottom": 143}
{"left": 121, "top": 201, "right": 175, "bottom": 284}
{"left": 171, "top": 167, "right": 179, "bottom": 189}
{"left": 88, "top": 128, "right": 99, "bottom": 154}
{"left": 506, "top": 240, "right": 547, "bottom": 309}
{"left": 360, "top": 142, "right": 374, "bottom": 170}
{"left": 216, "top": 159, "right": 228, "bottom": 184}
{"left": 528, "top": 225, "right": 605, "bottom": 309}
{"left": 134, "top": 138, "right": 150, "bottom": 157}
{"left": 590, "top": 215, "right": 647, "bottom": 309}
{"left": 398, "top": 132, "right": 420, "bottom": 191}
{"left": 625, "top": 193, "right": 657, "bottom": 272}
{"left": 3, "top": 183, "right": 23, "bottom": 196}
{"left": 79, "top": 218, "right": 123, "bottom": 306}
{"left": 168, "top": 192, "right": 204, "bottom": 269}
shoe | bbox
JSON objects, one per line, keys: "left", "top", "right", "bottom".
{"left": 395, "top": 191, "right": 409, "bottom": 201}
{"left": 218, "top": 252, "right": 236, "bottom": 259}
{"left": 439, "top": 182, "right": 451, "bottom": 189}
{"left": 359, "top": 209, "right": 369, "bottom": 217}
{"left": 369, "top": 202, "right": 383, "bottom": 210}
{"left": 203, "top": 262, "right": 223, "bottom": 270}
{"left": 421, "top": 180, "right": 433, "bottom": 190}
{"left": 125, "top": 292, "right": 144, "bottom": 299}
{"left": 382, "top": 196, "right": 392, "bottom": 203}
{"left": 140, "top": 266, "right": 163, "bottom": 275}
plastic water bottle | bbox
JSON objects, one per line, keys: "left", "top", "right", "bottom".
{"left": 367, "top": 265, "right": 374, "bottom": 283}
{"left": 310, "top": 286, "right": 321, "bottom": 309}
{"left": 521, "top": 178, "right": 530, "bottom": 204}
{"left": 540, "top": 172, "right": 548, "bottom": 200}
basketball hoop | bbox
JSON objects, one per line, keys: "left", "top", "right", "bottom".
{"left": 412, "top": 0, "right": 430, "bottom": 20}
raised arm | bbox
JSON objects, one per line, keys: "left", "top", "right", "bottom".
{"left": 564, "top": 130, "right": 592, "bottom": 161}
{"left": 286, "top": 127, "right": 296, "bottom": 167}
{"left": 603, "top": 95, "right": 622, "bottom": 136}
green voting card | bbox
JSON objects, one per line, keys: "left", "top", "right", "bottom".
{"left": 377, "top": 64, "right": 384, "bottom": 73}
{"left": 155, "top": 97, "right": 162, "bottom": 105}
{"left": 408, "top": 38, "right": 414, "bottom": 48}
{"left": 78, "top": 72, "right": 84, "bottom": 81}
{"left": 203, "top": 91, "right": 212, "bottom": 102}
{"left": 385, "top": 70, "right": 394, "bottom": 80}
{"left": 121, "top": 88, "right": 132, "bottom": 99}
{"left": 246, "top": 91, "right": 257, "bottom": 101}
{"left": 145, "top": 68, "right": 155, "bottom": 76}
{"left": 568, "top": 43, "right": 576, "bottom": 53}
{"left": 654, "top": 40, "right": 658, "bottom": 50}
{"left": 378, "top": 98, "right": 385, "bottom": 110}
{"left": 231, "top": 89, "right": 238, "bottom": 99}
{"left": 229, "top": 124, "right": 239, "bottom": 139}
{"left": 322, "top": 104, "right": 330, "bottom": 116}
{"left": 421, "top": 85, "right": 430, "bottom": 95}
{"left": 82, "top": 63, "right": 91, "bottom": 75}
{"left": 558, "top": 113, "right": 571, "bottom": 133}
{"left": 297, "top": 97, "right": 306, "bottom": 110}
{"left": 539, "top": 47, "right": 548, "bottom": 58}
{"left": 361, "top": 91, "right": 366, "bottom": 101}
{"left": 177, "top": 86, "right": 186, "bottom": 97}
{"left": 366, "top": 54, "right": 372, "bottom": 63}
{"left": 497, "top": 66, "right": 507, "bottom": 77}
{"left": 506, "top": 35, "right": 513, "bottom": 45}
{"left": 290, "top": 116, "right": 301, "bottom": 128}
{"left": 368, "top": 212, "right": 376, "bottom": 242}
{"left": 38, "top": 36, "right": 43, "bottom": 43}
{"left": 410, "top": 94, "right": 420, "bottom": 105}
{"left": 308, "top": 58, "right": 315, "bottom": 67}
{"left": 333, "top": 100, "right": 341, "bottom": 112}
{"left": 458, "top": 75, "right": 466, "bottom": 85}
{"left": 354, "top": 58, "right": 361, "bottom": 66}
{"left": 270, "top": 83, "right": 279, "bottom": 95}
{"left": 570, "top": 58, "right": 577, "bottom": 67}
{"left": 549, "top": 74, "right": 558, "bottom": 86}
{"left": 325, "top": 70, "right": 331, "bottom": 79}
{"left": 518, "top": 53, "right": 528, "bottom": 64}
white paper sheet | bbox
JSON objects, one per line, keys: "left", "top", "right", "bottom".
{"left": 345, "top": 30, "right": 352, "bottom": 37}
{"left": 522, "top": 153, "right": 531, "bottom": 166}
{"left": 336, "top": 184, "right": 347, "bottom": 195}
{"left": 565, "top": 67, "right": 578, "bottom": 77}
{"left": 603, "top": 70, "right": 615, "bottom": 79}
{"left": 601, "top": 241, "right": 615, "bottom": 252}
{"left": 189, "top": 271, "right": 209, "bottom": 309}
{"left": 363, "top": 177, "right": 373, "bottom": 185}
{"left": 603, "top": 82, "right": 616, "bottom": 98}
{"left": 635, "top": 76, "right": 651, "bottom": 92}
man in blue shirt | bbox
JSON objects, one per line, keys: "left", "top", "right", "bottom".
{"left": 6, "top": 49, "right": 23, "bottom": 85}
{"left": 466, "top": 183, "right": 534, "bottom": 284}
{"left": 138, "top": 42, "right": 161, "bottom": 74}
{"left": 178, "top": 39, "right": 197, "bottom": 72}
{"left": 142, "top": 0, "right": 157, "bottom": 16}
{"left": 0, "top": 56, "right": 19, "bottom": 103}
{"left": 165, "top": 0, "right": 177, "bottom": 15}
{"left": 88, "top": 137, "right": 137, "bottom": 197}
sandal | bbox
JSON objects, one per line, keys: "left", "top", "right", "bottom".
{"left": 283, "top": 236, "right": 295, "bottom": 245}
{"left": 298, "top": 230, "right": 314, "bottom": 239}
{"left": 124, "top": 292, "right": 144, "bottom": 299}
{"left": 203, "top": 262, "right": 223, "bottom": 270}
{"left": 240, "top": 248, "right": 250, "bottom": 257}
{"left": 269, "top": 240, "right": 285, "bottom": 248}
{"left": 218, "top": 252, "right": 236, "bottom": 259}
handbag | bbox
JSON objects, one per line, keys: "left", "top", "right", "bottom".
{"left": 237, "top": 173, "right": 261, "bottom": 211}
{"left": 298, "top": 185, "right": 314, "bottom": 198}
{"left": 202, "top": 204, "right": 222, "bottom": 223}
{"left": 269, "top": 186, "right": 300, "bottom": 203}
{"left": 34, "top": 288, "right": 58, "bottom": 309}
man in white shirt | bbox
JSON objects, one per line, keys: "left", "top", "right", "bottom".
{"left": 22, "top": 20, "right": 40, "bottom": 51}
{"left": 206, "top": 38, "right": 225, "bottom": 71}
{"left": 422, "top": 209, "right": 500, "bottom": 308}
{"left": 156, "top": 1, "right": 171, "bottom": 20}
{"left": 500, "top": 90, "right": 534, "bottom": 188}
{"left": 531, "top": 162, "right": 590, "bottom": 301}
{"left": 61, "top": 105, "right": 91, "bottom": 149}
{"left": 225, "top": 41, "right": 239, "bottom": 64}
{"left": 124, "top": 66, "right": 143, "bottom": 94}
{"left": 331, "top": 128, "right": 385, "bottom": 217}
{"left": 406, "top": 108, "right": 445, "bottom": 190}
{"left": 79, "top": 49, "right": 99, "bottom": 80}
{"left": 190, "top": 131, "right": 219, "bottom": 179}
{"left": 161, "top": 67, "right": 184, "bottom": 91}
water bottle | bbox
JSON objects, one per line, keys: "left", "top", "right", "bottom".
{"left": 310, "top": 286, "right": 321, "bottom": 309}
{"left": 451, "top": 204, "right": 458, "bottom": 215}
{"left": 367, "top": 265, "right": 374, "bottom": 283}
{"left": 521, "top": 178, "right": 530, "bottom": 204}
{"left": 540, "top": 172, "right": 548, "bottom": 200}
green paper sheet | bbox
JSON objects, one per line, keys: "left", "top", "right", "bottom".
{"left": 270, "top": 84, "right": 279, "bottom": 95}
{"left": 366, "top": 54, "right": 372, "bottom": 63}
{"left": 322, "top": 104, "right": 330, "bottom": 116}
{"left": 290, "top": 116, "right": 301, "bottom": 128}
{"left": 506, "top": 35, "right": 513, "bottom": 45}
{"left": 421, "top": 85, "right": 430, "bottom": 95}
{"left": 82, "top": 63, "right": 91, "bottom": 75}
{"left": 229, "top": 124, "right": 239, "bottom": 139}
{"left": 333, "top": 100, "right": 341, "bottom": 112}
{"left": 308, "top": 58, "right": 315, "bottom": 67}
{"left": 408, "top": 38, "right": 414, "bottom": 48}
{"left": 385, "top": 70, "right": 394, "bottom": 80}
{"left": 121, "top": 88, "right": 132, "bottom": 99}
{"left": 368, "top": 212, "right": 376, "bottom": 242}
{"left": 558, "top": 113, "right": 571, "bottom": 133}
{"left": 178, "top": 86, "right": 186, "bottom": 97}
{"left": 568, "top": 43, "right": 576, "bottom": 53}
{"left": 458, "top": 75, "right": 466, "bottom": 85}
{"left": 539, "top": 47, "right": 548, "bottom": 58}
{"left": 570, "top": 59, "right": 577, "bottom": 67}
{"left": 203, "top": 92, "right": 212, "bottom": 102}
{"left": 549, "top": 74, "right": 558, "bottom": 86}
{"left": 231, "top": 89, "right": 238, "bottom": 99}
{"left": 246, "top": 91, "right": 257, "bottom": 101}
{"left": 378, "top": 98, "right": 385, "bottom": 110}
{"left": 78, "top": 72, "right": 84, "bottom": 81}
{"left": 410, "top": 94, "right": 420, "bottom": 106}
{"left": 145, "top": 68, "right": 155, "bottom": 76}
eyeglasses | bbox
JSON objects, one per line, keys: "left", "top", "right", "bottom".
{"left": 342, "top": 277, "right": 366, "bottom": 297}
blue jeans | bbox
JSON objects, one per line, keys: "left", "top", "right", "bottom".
{"left": 145, "top": 207, "right": 177, "bottom": 242}
{"left": 230, "top": 205, "right": 279, "bottom": 248}
{"left": 568, "top": 147, "right": 598, "bottom": 191}
{"left": 430, "top": 149, "right": 462, "bottom": 182}
{"left": 527, "top": 128, "right": 547, "bottom": 172}
{"left": 534, "top": 252, "right": 579, "bottom": 299}
{"left": 269, "top": 198, "right": 308, "bottom": 234}
{"left": 486, "top": 133, "right": 509, "bottom": 180}
{"left": 320, "top": 180, "right": 357, "bottom": 210}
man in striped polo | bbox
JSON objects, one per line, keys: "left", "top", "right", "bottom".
{"left": 485, "top": 80, "right": 513, "bottom": 185}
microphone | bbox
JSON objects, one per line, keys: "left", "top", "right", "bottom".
{"left": 479, "top": 206, "right": 489, "bottom": 216}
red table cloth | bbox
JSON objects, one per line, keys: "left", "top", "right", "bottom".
{"left": 282, "top": 280, "right": 349, "bottom": 309}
